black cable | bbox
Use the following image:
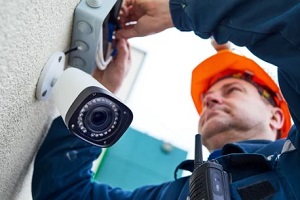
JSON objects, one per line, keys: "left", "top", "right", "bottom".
{"left": 64, "top": 46, "right": 79, "bottom": 55}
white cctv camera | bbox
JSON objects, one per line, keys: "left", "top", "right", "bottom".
{"left": 52, "top": 66, "right": 133, "bottom": 147}
{"left": 36, "top": 52, "right": 133, "bottom": 148}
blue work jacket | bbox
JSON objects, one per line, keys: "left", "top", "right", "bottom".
{"left": 33, "top": 0, "right": 300, "bottom": 199}
{"left": 33, "top": 117, "right": 290, "bottom": 199}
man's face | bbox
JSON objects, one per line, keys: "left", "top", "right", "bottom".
{"left": 199, "top": 78, "right": 276, "bottom": 151}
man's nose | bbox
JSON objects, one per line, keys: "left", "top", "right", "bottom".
{"left": 203, "top": 92, "right": 223, "bottom": 108}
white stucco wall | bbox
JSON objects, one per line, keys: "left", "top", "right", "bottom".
{"left": 0, "top": 1, "right": 79, "bottom": 199}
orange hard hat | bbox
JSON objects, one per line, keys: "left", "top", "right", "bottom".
{"left": 191, "top": 50, "right": 291, "bottom": 139}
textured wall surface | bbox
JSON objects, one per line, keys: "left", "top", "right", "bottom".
{"left": 0, "top": 0, "right": 79, "bottom": 199}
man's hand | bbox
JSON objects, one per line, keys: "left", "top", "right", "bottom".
{"left": 92, "top": 39, "right": 131, "bottom": 94}
{"left": 210, "top": 37, "right": 232, "bottom": 52}
{"left": 116, "top": 0, "right": 174, "bottom": 39}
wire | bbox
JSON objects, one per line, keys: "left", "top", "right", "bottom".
{"left": 95, "top": 28, "right": 113, "bottom": 70}
{"left": 65, "top": 24, "right": 116, "bottom": 70}
{"left": 64, "top": 46, "right": 80, "bottom": 55}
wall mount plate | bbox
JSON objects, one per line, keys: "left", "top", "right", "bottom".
{"left": 36, "top": 52, "right": 65, "bottom": 101}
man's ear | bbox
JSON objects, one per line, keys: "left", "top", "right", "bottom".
{"left": 270, "top": 107, "right": 284, "bottom": 131}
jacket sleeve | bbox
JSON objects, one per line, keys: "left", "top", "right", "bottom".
{"left": 32, "top": 117, "right": 178, "bottom": 200}
{"left": 169, "top": 0, "right": 300, "bottom": 71}
{"left": 169, "top": 0, "right": 300, "bottom": 132}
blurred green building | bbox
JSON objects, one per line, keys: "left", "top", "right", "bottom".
{"left": 94, "top": 127, "right": 188, "bottom": 190}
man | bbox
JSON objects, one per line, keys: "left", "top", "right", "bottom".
{"left": 32, "top": 1, "right": 300, "bottom": 199}
{"left": 32, "top": 40, "right": 296, "bottom": 199}
{"left": 116, "top": 3, "right": 300, "bottom": 199}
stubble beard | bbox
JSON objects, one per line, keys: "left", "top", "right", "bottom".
{"left": 201, "top": 119, "right": 232, "bottom": 139}
{"left": 200, "top": 116, "right": 248, "bottom": 150}
{"left": 200, "top": 115, "right": 260, "bottom": 151}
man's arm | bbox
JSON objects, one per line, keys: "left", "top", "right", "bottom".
{"left": 117, "top": 0, "right": 300, "bottom": 67}
{"left": 32, "top": 117, "right": 180, "bottom": 200}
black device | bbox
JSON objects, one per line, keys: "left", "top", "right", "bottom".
{"left": 189, "top": 134, "right": 231, "bottom": 200}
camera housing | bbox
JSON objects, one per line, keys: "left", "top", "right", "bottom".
{"left": 52, "top": 67, "right": 133, "bottom": 147}
{"left": 69, "top": 0, "right": 123, "bottom": 73}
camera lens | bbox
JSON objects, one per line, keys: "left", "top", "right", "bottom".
{"left": 91, "top": 111, "right": 106, "bottom": 125}
{"left": 88, "top": 107, "right": 112, "bottom": 130}
{"left": 85, "top": 106, "right": 115, "bottom": 132}
{"left": 78, "top": 97, "right": 120, "bottom": 137}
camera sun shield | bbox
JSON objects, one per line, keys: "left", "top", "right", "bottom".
{"left": 65, "top": 86, "right": 133, "bottom": 147}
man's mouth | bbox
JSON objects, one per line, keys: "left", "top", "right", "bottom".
{"left": 206, "top": 109, "right": 222, "bottom": 119}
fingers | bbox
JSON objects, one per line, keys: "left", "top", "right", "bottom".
{"left": 119, "top": 0, "right": 141, "bottom": 28}
{"left": 115, "top": 25, "right": 139, "bottom": 39}
{"left": 210, "top": 37, "right": 232, "bottom": 52}
{"left": 113, "top": 38, "right": 131, "bottom": 66}
{"left": 117, "top": 0, "right": 148, "bottom": 38}
{"left": 116, "top": 0, "right": 174, "bottom": 39}
{"left": 116, "top": 14, "right": 162, "bottom": 39}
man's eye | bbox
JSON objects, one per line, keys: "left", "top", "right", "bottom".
{"left": 226, "top": 87, "right": 241, "bottom": 94}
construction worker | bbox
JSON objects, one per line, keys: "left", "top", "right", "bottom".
{"left": 32, "top": 39, "right": 297, "bottom": 198}
{"left": 115, "top": 2, "right": 300, "bottom": 198}
{"left": 32, "top": 1, "right": 300, "bottom": 199}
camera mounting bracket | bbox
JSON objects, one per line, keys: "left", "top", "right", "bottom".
{"left": 36, "top": 52, "right": 65, "bottom": 101}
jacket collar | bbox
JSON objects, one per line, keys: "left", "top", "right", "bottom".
{"left": 175, "top": 139, "right": 284, "bottom": 175}
{"left": 208, "top": 140, "right": 274, "bottom": 160}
